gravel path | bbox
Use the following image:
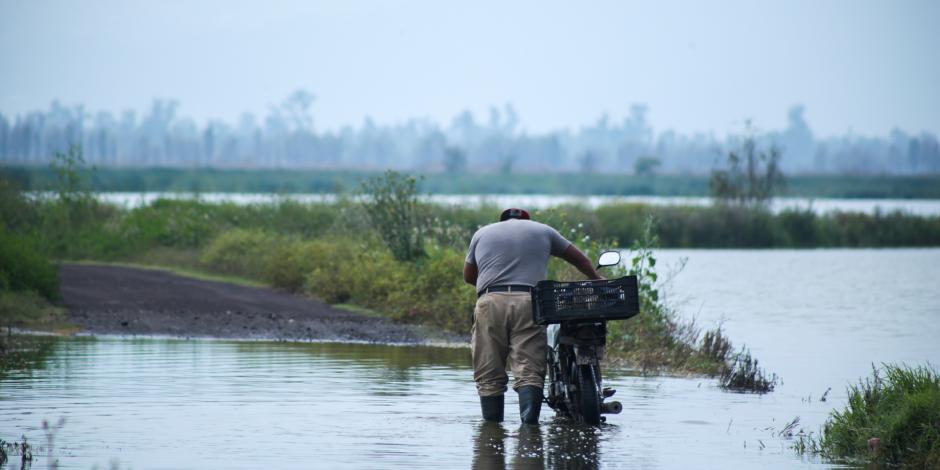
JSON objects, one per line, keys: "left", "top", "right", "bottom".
{"left": 59, "top": 263, "right": 449, "bottom": 344}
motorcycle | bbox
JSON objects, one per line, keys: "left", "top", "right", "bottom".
{"left": 534, "top": 250, "right": 640, "bottom": 425}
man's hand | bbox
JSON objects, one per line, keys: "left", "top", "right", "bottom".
{"left": 559, "top": 245, "right": 604, "bottom": 280}
{"left": 463, "top": 262, "right": 478, "bottom": 286}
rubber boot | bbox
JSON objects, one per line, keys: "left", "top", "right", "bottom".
{"left": 517, "top": 385, "right": 543, "bottom": 425}
{"left": 480, "top": 394, "right": 504, "bottom": 422}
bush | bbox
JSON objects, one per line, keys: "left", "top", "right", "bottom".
{"left": 200, "top": 229, "right": 283, "bottom": 278}
{"left": 119, "top": 199, "right": 227, "bottom": 249}
{"left": 385, "top": 246, "right": 477, "bottom": 332}
{"left": 263, "top": 236, "right": 477, "bottom": 333}
{"left": 0, "top": 228, "right": 59, "bottom": 301}
{"left": 302, "top": 238, "right": 372, "bottom": 304}
{"left": 802, "top": 364, "right": 940, "bottom": 467}
{"left": 0, "top": 177, "right": 37, "bottom": 233}
{"left": 360, "top": 171, "right": 426, "bottom": 261}
{"left": 264, "top": 240, "right": 320, "bottom": 293}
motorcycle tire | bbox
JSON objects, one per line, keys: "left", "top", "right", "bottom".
{"left": 578, "top": 364, "right": 601, "bottom": 425}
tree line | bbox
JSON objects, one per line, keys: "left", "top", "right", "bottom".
{"left": 1, "top": 92, "right": 938, "bottom": 175}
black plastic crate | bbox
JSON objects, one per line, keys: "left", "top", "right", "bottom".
{"left": 531, "top": 276, "right": 640, "bottom": 325}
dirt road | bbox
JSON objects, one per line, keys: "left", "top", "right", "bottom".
{"left": 59, "top": 264, "right": 447, "bottom": 344}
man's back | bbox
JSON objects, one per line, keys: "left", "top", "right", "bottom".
{"left": 465, "top": 219, "right": 570, "bottom": 293}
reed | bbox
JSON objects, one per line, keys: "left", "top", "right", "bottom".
{"left": 798, "top": 364, "right": 940, "bottom": 467}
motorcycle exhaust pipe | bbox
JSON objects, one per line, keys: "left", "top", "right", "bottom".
{"left": 600, "top": 401, "right": 622, "bottom": 414}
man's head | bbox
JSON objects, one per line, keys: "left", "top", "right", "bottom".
{"left": 499, "top": 208, "right": 531, "bottom": 222}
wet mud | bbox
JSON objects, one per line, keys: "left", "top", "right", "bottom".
{"left": 59, "top": 264, "right": 458, "bottom": 344}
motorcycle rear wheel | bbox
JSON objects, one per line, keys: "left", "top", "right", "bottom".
{"left": 577, "top": 364, "right": 601, "bottom": 425}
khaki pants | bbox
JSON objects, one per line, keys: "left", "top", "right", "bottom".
{"left": 471, "top": 292, "right": 547, "bottom": 397}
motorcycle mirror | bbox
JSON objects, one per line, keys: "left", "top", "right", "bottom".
{"left": 597, "top": 251, "right": 621, "bottom": 267}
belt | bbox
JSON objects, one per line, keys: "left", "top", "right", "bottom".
{"left": 478, "top": 284, "right": 533, "bottom": 297}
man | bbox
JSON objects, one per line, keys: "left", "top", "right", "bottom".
{"left": 464, "top": 208, "right": 603, "bottom": 424}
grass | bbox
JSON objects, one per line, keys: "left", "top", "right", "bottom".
{"left": 797, "top": 364, "right": 940, "bottom": 467}
{"left": 720, "top": 347, "right": 777, "bottom": 393}
{"left": 0, "top": 291, "right": 70, "bottom": 333}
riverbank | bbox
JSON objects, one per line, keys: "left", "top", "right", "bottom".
{"left": 56, "top": 263, "right": 455, "bottom": 344}
{"left": 0, "top": 170, "right": 777, "bottom": 382}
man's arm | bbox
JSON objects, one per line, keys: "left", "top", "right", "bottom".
{"left": 558, "top": 245, "right": 603, "bottom": 280}
{"left": 464, "top": 262, "right": 478, "bottom": 286}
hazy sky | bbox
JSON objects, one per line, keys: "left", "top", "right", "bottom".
{"left": 1, "top": 0, "right": 937, "bottom": 137}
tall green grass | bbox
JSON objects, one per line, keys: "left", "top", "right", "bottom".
{"left": 799, "top": 364, "right": 940, "bottom": 468}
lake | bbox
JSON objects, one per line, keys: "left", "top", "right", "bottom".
{"left": 2, "top": 249, "right": 938, "bottom": 469}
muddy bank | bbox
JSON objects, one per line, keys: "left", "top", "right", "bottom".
{"left": 60, "top": 264, "right": 462, "bottom": 344}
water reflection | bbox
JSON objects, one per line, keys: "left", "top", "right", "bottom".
{"left": 232, "top": 340, "right": 470, "bottom": 370}
{"left": 514, "top": 424, "right": 546, "bottom": 469}
{"left": 471, "top": 421, "right": 601, "bottom": 470}
{"left": 544, "top": 422, "right": 600, "bottom": 470}
{"left": 0, "top": 335, "right": 60, "bottom": 380}
{"left": 472, "top": 422, "right": 507, "bottom": 470}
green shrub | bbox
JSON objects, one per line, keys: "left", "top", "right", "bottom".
{"left": 802, "top": 364, "right": 940, "bottom": 468}
{"left": 348, "top": 247, "right": 409, "bottom": 310}
{"left": 119, "top": 199, "right": 226, "bottom": 249}
{"left": 385, "top": 246, "right": 476, "bottom": 332}
{"left": 777, "top": 208, "right": 820, "bottom": 247}
{"left": 0, "top": 177, "right": 37, "bottom": 233}
{"left": 0, "top": 228, "right": 59, "bottom": 301}
{"left": 302, "top": 238, "right": 368, "bottom": 304}
{"left": 264, "top": 239, "right": 318, "bottom": 293}
{"left": 259, "top": 199, "right": 339, "bottom": 238}
{"left": 360, "top": 171, "right": 426, "bottom": 261}
{"left": 273, "top": 237, "right": 475, "bottom": 333}
{"left": 200, "top": 229, "right": 283, "bottom": 278}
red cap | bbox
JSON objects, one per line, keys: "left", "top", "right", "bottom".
{"left": 499, "top": 208, "right": 531, "bottom": 221}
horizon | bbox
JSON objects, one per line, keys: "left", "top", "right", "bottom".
{"left": 7, "top": 97, "right": 933, "bottom": 140}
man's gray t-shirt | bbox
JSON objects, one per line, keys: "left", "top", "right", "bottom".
{"left": 465, "top": 219, "right": 572, "bottom": 293}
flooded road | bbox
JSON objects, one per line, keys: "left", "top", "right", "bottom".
{"left": 2, "top": 249, "right": 938, "bottom": 469}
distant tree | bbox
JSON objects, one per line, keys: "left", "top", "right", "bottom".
{"left": 710, "top": 133, "right": 785, "bottom": 206}
{"left": 500, "top": 154, "right": 515, "bottom": 175}
{"left": 3, "top": 98, "right": 938, "bottom": 176}
{"left": 776, "top": 105, "right": 814, "bottom": 172}
{"left": 579, "top": 151, "right": 598, "bottom": 174}
{"left": 634, "top": 156, "right": 661, "bottom": 176}
{"left": 282, "top": 90, "right": 315, "bottom": 131}
{"left": 443, "top": 146, "right": 466, "bottom": 174}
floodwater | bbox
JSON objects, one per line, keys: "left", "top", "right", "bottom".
{"left": 50, "top": 191, "right": 940, "bottom": 216}
{"left": 2, "top": 249, "right": 938, "bottom": 469}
